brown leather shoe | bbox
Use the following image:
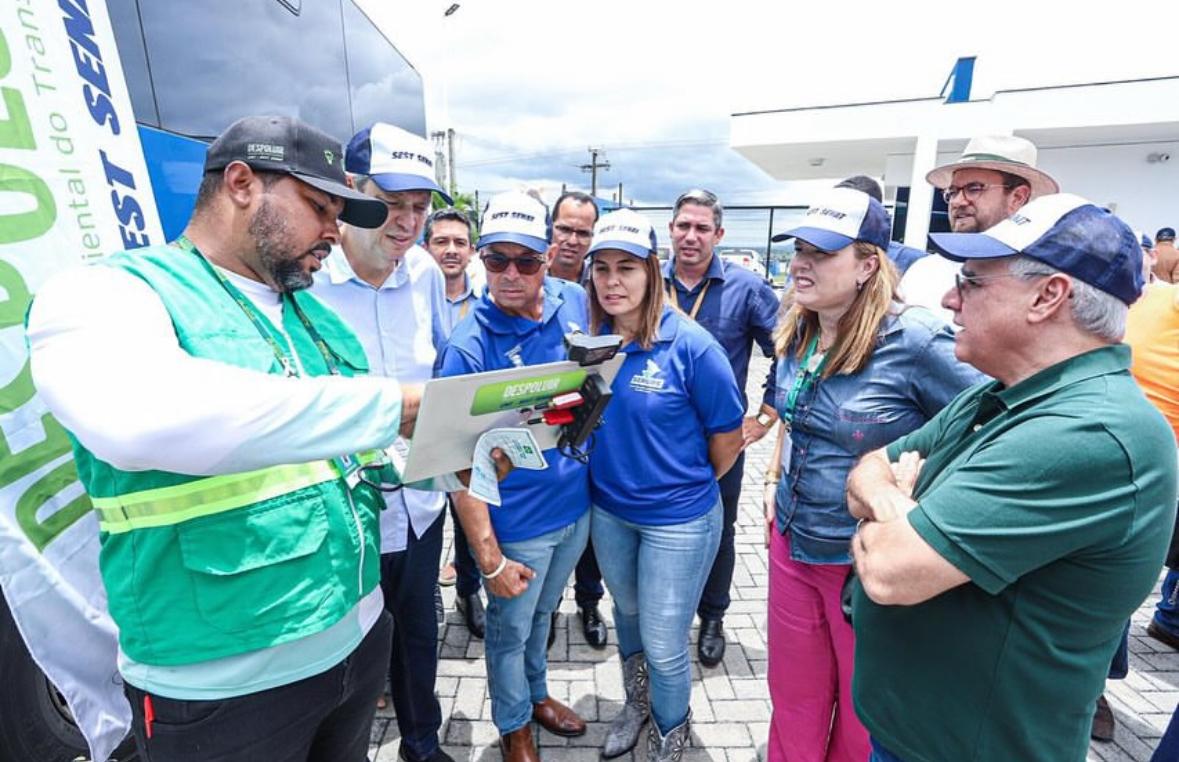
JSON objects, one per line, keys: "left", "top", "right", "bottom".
{"left": 531, "top": 695, "right": 587, "bottom": 737}
{"left": 500, "top": 724, "right": 540, "bottom": 762}
{"left": 1091, "top": 694, "right": 1116, "bottom": 741}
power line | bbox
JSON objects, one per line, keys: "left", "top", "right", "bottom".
{"left": 580, "top": 147, "right": 610, "bottom": 196}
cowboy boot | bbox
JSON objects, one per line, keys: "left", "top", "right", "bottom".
{"left": 646, "top": 711, "right": 690, "bottom": 762}
{"left": 602, "top": 652, "right": 650, "bottom": 758}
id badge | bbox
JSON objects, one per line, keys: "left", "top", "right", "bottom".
{"left": 779, "top": 423, "right": 793, "bottom": 479}
{"left": 333, "top": 454, "right": 363, "bottom": 490}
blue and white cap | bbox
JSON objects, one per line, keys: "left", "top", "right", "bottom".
{"left": 587, "top": 209, "right": 658, "bottom": 259}
{"left": 771, "top": 188, "right": 891, "bottom": 251}
{"left": 929, "top": 192, "right": 1144, "bottom": 305}
{"left": 345, "top": 122, "right": 453, "bottom": 204}
{"left": 478, "top": 191, "right": 551, "bottom": 255}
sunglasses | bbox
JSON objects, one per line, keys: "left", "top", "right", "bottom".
{"left": 482, "top": 252, "right": 546, "bottom": 275}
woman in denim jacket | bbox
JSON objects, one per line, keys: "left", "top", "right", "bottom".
{"left": 764, "top": 188, "right": 983, "bottom": 762}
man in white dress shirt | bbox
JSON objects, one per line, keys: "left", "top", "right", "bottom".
{"left": 312, "top": 122, "right": 455, "bottom": 762}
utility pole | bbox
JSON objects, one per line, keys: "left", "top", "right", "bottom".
{"left": 447, "top": 128, "right": 457, "bottom": 199}
{"left": 580, "top": 147, "right": 610, "bottom": 197}
{"left": 430, "top": 130, "right": 448, "bottom": 194}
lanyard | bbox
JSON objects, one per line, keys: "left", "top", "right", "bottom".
{"left": 668, "top": 279, "right": 711, "bottom": 320}
{"left": 176, "top": 236, "right": 339, "bottom": 377}
{"left": 782, "top": 335, "right": 827, "bottom": 429}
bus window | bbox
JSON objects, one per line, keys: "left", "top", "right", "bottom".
{"left": 343, "top": 2, "right": 426, "bottom": 138}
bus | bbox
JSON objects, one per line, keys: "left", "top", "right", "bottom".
{"left": 0, "top": 2, "right": 426, "bottom": 759}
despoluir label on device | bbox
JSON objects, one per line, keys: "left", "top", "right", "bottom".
{"left": 470, "top": 370, "right": 587, "bottom": 415}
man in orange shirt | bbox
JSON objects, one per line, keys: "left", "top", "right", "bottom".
{"left": 1153, "top": 227, "right": 1179, "bottom": 283}
{"left": 1125, "top": 238, "right": 1179, "bottom": 654}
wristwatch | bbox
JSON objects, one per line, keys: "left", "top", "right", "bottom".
{"left": 756, "top": 410, "right": 775, "bottom": 428}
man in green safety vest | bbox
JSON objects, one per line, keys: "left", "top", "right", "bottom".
{"left": 25, "top": 115, "right": 472, "bottom": 762}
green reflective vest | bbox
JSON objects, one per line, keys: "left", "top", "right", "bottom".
{"left": 69, "top": 244, "right": 385, "bottom": 666}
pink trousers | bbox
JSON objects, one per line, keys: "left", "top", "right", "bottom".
{"left": 767, "top": 529, "right": 869, "bottom": 762}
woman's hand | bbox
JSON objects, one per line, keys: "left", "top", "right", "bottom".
{"left": 764, "top": 481, "right": 777, "bottom": 549}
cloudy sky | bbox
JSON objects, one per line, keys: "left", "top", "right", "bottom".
{"left": 360, "top": 1, "right": 1178, "bottom": 209}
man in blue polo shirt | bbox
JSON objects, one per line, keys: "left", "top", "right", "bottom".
{"left": 664, "top": 189, "right": 779, "bottom": 666}
{"left": 438, "top": 190, "right": 590, "bottom": 762}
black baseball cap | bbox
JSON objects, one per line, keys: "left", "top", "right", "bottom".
{"left": 204, "top": 115, "right": 388, "bottom": 228}
{"left": 1157, "top": 227, "right": 1176, "bottom": 242}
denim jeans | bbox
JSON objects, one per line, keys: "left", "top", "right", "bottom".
{"left": 1109, "top": 620, "right": 1130, "bottom": 679}
{"left": 1155, "top": 568, "right": 1179, "bottom": 632}
{"left": 869, "top": 737, "right": 906, "bottom": 762}
{"left": 1152, "top": 704, "right": 1179, "bottom": 762}
{"left": 592, "top": 501, "right": 722, "bottom": 735}
{"left": 484, "top": 512, "right": 590, "bottom": 734}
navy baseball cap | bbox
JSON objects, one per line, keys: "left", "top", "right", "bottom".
{"left": 1157, "top": 227, "right": 1176, "bottom": 242}
{"left": 929, "top": 193, "right": 1144, "bottom": 305}
{"left": 204, "top": 115, "right": 388, "bottom": 228}
{"left": 587, "top": 209, "right": 659, "bottom": 260}
{"left": 345, "top": 123, "right": 453, "bottom": 205}
{"left": 771, "top": 188, "right": 891, "bottom": 251}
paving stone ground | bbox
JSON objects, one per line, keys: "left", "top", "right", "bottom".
{"left": 371, "top": 356, "right": 1174, "bottom": 761}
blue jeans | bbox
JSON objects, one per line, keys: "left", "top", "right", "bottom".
{"left": 869, "top": 737, "right": 906, "bottom": 762}
{"left": 592, "top": 501, "right": 722, "bottom": 735}
{"left": 1155, "top": 568, "right": 1179, "bottom": 632}
{"left": 1152, "top": 704, "right": 1179, "bottom": 762}
{"left": 484, "top": 512, "right": 589, "bottom": 734}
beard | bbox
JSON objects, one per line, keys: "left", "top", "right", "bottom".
{"left": 249, "top": 199, "right": 315, "bottom": 292}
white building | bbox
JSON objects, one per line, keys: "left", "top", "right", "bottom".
{"left": 731, "top": 65, "right": 1179, "bottom": 246}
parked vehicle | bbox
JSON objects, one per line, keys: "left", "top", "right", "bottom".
{"left": 720, "top": 248, "right": 765, "bottom": 274}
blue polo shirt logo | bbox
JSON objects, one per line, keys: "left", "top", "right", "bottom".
{"left": 630, "top": 359, "right": 666, "bottom": 392}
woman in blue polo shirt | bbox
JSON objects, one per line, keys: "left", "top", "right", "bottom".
{"left": 585, "top": 209, "right": 745, "bottom": 761}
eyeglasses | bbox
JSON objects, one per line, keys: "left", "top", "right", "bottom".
{"left": 954, "top": 270, "right": 1019, "bottom": 300}
{"left": 942, "top": 183, "right": 1013, "bottom": 203}
{"left": 482, "top": 252, "right": 546, "bottom": 275}
{"left": 553, "top": 223, "right": 593, "bottom": 242}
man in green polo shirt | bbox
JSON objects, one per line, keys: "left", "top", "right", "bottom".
{"left": 845, "top": 193, "right": 1178, "bottom": 762}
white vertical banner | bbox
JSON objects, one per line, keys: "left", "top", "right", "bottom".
{"left": 1, "top": 1, "right": 163, "bottom": 760}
